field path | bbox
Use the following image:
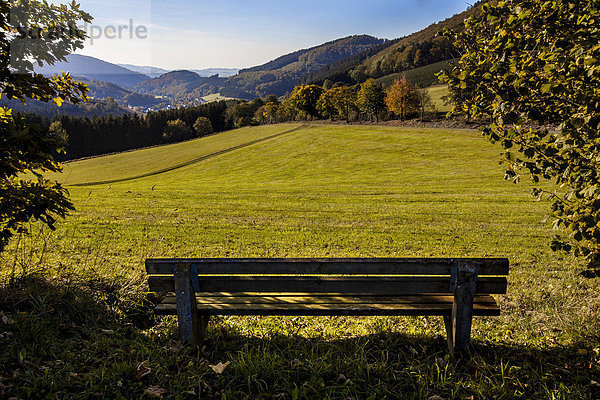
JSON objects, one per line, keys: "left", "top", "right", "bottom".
{"left": 69, "top": 124, "right": 308, "bottom": 187}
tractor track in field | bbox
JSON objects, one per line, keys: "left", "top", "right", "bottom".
{"left": 69, "top": 124, "right": 308, "bottom": 187}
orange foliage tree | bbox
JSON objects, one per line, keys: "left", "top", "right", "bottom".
{"left": 385, "top": 76, "right": 419, "bottom": 120}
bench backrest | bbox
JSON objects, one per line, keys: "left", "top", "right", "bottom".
{"left": 146, "top": 258, "right": 508, "bottom": 295}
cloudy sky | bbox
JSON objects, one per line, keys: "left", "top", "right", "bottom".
{"left": 71, "top": 0, "right": 471, "bottom": 70}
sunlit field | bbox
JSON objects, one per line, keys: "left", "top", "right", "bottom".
{"left": 2, "top": 124, "right": 598, "bottom": 399}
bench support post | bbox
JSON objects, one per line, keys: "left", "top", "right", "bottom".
{"left": 447, "top": 263, "right": 478, "bottom": 356}
{"left": 174, "top": 264, "right": 201, "bottom": 346}
{"left": 443, "top": 315, "right": 454, "bottom": 352}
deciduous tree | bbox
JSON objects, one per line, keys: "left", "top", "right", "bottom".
{"left": 384, "top": 76, "right": 419, "bottom": 121}
{"left": 331, "top": 86, "right": 358, "bottom": 123}
{"left": 357, "top": 79, "right": 385, "bottom": 122}
{"left": 193, "top": 116, "right": 213, "bottom": 136}
{"left": 0, "top": 0, "right": 91, "bottom": 252}
{"left": 288, "top": 85, "right": 325, "bottom": 119}
{"left": 316, "top": 89, "right": 338, "bottom": 120}
{"left": 439, "top": 0, "right": 600, "bottom": 269}
{"left": 163, "top": 119, "right": 192, "bottom": 141}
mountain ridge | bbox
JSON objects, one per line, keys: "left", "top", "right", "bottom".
{"left": 134, "top": 35, "right": 386, "bottom": 99}
{"left": 34, "top": 54, "right": 150, "bottom": 89}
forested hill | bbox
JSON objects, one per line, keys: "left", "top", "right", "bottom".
{"left": 239, "top": 35, "right": 386, "bottom": 74}
{"left": 304, "top": 3, "right": 483, "bottom": 86}
{"left": 134, "top": 35, "right": 386, "bottom": 100}
{"left": 134, "top": 70, "right": 210, "bottom": 98}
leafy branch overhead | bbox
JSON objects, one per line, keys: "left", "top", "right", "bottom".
{"left": 0, "top": 0, "right": 92, "bottom": 252}
{"left": 439, "top": 0, "right": 600, "bottom": 268}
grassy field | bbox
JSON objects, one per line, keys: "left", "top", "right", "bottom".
{"left": 375, "top": 60, "right": 455, "bottom": 90}
{"left": 1, "top": 124, "right": 599, "bottom": 399}
{"left": 425, "top": 85, "right": 452, "bottom": 114}
{"left": 201, "top": 93, "right": 238, "bottom": 103}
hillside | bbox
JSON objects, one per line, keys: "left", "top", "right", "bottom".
{"left": 135, "top": 35, "right": 386, "bottom": 100}
{"left": 375, "top": 59, "right": 456, "bottom": 88}
{"left": 304, "top": 4, "right": 482, "bottom": 86}
{"left": 34, "top": 54, "right": 150, "bottom": 89}
{"left": 134, "top": 70, "right": 214, "bottom": 98}
{"left": 117, "top": 64, "right": 171, "bottom": 78}
{"left": 78, "top": 77, "right": 164, "bottom": 107}
{"left": 189, "top": 68, "right": 239, "bottom": 77}
{"left": 225, "top": 35, "right": 386, "bottom": 98}
{"left": 350, "top": 4, "right": 482, "bottom": 81}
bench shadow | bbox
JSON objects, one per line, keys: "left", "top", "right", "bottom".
{"left": 203, "top": 316, "right": 600, "bottom": 397}
{"left": 1, "top": 276, "right": 598, "bottom": 398}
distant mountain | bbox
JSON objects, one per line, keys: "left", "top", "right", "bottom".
{"left": 134, "top": 35, "right": 386, "bottom": 100}
{"left": 77, "top": 77, "right": 164, "bottom": 107}
{"left": 224, "top": 35, "right": 385, "bottom": 98}
{"left": 189, "top": 68, "right": 239, "bottom": 77}
{"left": 117, "top": 64, "right": 171, "bottom": 78}
{"left": 118, "top": 64, "right": 239, "bottom": 79}
{"left": 34, "top": 54, "right": 150, "bottom": 89}
{"left": 134, "top": 70, "right": 209, "bottom": 98}
{"left": 78, "top": 77, "right": 130, "bottom": 99}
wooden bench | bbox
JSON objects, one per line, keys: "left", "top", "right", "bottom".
{"left": 146, "top": 258, "right": 508, "bottom": 355}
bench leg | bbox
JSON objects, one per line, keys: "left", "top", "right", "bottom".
{"left": 449, "top": 272, "right": 476, "bottom": 356}
{"left": 198, "top": 313, "right": 210, "bottom": 343}
{"left": 443, "top": 315, "right": 454, "bottom": 353}
{"left": 174, "top": 264, "right": 201, "bottom": 346}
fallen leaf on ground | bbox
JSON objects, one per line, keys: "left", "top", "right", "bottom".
{"left": 209, "top": 361, "right": 231, "bottom": 374}
{"left": 136, "top": 361, "right": 151, "bottom": 380}
{"left": 168, "top": 340, "right": 185, "bottom": 353}
{"left": 144, "top": 385, "right": 167, "bottom": 398}
{"left": 0, "top": 312, "right": 11, "bottom": 325}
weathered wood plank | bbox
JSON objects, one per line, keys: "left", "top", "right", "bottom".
{"left": 146, "top": 258, "right": 509, "bottom": 276}
{"left": 147, "top": 276, "right": 507, "bottom": 294}
{"left": 158, "top": 294, "right": 498, "bottom": 305}
{"left": 450, "top": 264, "right": 478, "bottom": 355}
{"left": 173, "top": 264, "right": 200, "bottom": 346}
{"left": 154, "top": 301, "right": 500, "bottom": 316}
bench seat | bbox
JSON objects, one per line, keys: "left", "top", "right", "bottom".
{"left": 155, "top": 294, "right": 500, "bottom": 316}
{"left": 146, "top": 257, "right": 509, "bottom": 355}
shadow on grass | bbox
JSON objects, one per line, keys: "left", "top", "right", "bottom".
{"left": 0, "top": 275, "right": 598, "bottom": 399}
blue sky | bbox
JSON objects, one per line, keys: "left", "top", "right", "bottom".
{"left": 72, "top": 0, "right": 471, "bottom": 70}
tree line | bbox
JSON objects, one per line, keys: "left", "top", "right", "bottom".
{"left": 251, "top": 77, "right": 435, "bottom": 126}
{"left": 17, "top": 75, "right": 436, "bottom": 162}
{"left": 21, "top": 101, "right": 233, "bottom": 160}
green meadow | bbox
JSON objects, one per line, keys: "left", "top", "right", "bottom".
{"left": 1, "top": 124, "right": 599, "bottom": 399}
{"left": 425, "top": 85, "right": 452, "bottom": 114}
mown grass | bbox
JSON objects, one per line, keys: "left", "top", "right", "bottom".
{"left": 201, "top": 93, "right": 238, "bottom": 103}
{"left": 425, "top": 85, "right": 451, "bottom": 113}
{"left": 1, "top": 124, "right": 599, "bottom": 399}
{"left": 375, "top": 60, "right": 455, "bottom": 89}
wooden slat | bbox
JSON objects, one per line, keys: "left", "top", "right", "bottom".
{"left": 158, "top": 294, "right": 498, "bottom": 305}
{"left": 146, "top": 258, "right": 509, "bottom": 276}
{"left": 147, "top": 276, "right": 507, "bottom": 294}
{"left": 154, "top": 299, "right": 500, "bottom": 317}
